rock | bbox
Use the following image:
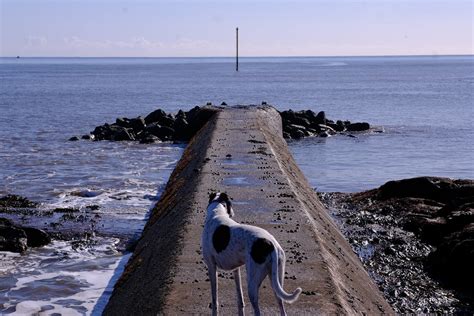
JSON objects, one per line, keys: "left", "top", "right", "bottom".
{"left": 144, "top": 109, "right": 175, "bottom": 127}
{"left": 280, "top": 110, "right": 296, "bottom": 122}
{"left": 318, "top": 179, "right": 474, "bottom": 314}
{"left": 378, "top": 177, "right": 474, "bottom": 204}
{"left": 315, "top": 111, "right": 326, "bottom": 124}
{"left": 347, "top": 122, "right": 370, "bottom": 132}
{"left": 318, "top": 124, "right": 336, "bottom": 133}
{"left": 173, "top": 117, "right": 191, "bottom": 141}
{"left": 144, "top": 109, "right": 167, "bottom": 125}
{"left": 69, "top": 136, "right": 79, "bottom": 141}
{"left": 144, "top": 123, "right": 161, "bottom": 137}
{"left": 292, "top": 116, "right": 311, "bottom": 127}
{"left": 185, "top": 106, "right": 218, "bottom": 138}
{"left": 176, "top": 110, "right": 186, "bottom": 119}
{"left": 319, "top": 131, "right": 330, "bottom": 137}
{"left": 428, "top": 223, "right": 474, "bottom": 289}
{"left": 0, "top": 219, "right": 28, "bottom": 253}
{"left": 112, "top": 126, "right": 135, "bottom": 141}
{"left": 284, "top": 124, "right": 308, "bottom": 139}
{"left": 221, "top": 102, "right": 227, "bottom": 106}
{"left": 22, "top": 227, "right": 50, "bottom": 247}
{"left": 81, "top": 134, "right": 92, "bottom": 140}
{"left": 139, "top": 134, "right": 160, "bottom": 144}
{"left": 0, "top": 195, "right": 38, "bottom": 208}
{"left": 291, "top": 129, "right": 306, "bottom": 139}
{"left": 129, "top": 117, "right": 146, "bottom": 132}
{"left": 160, "top": 126, "right": 175, "bottom": 140}
{"left": 327, "top": 122, "right": 345, "bottom": 132}
{"left": 278, "top": 109, "right": 374, "bottom": 140}
{"left": 115, "top": 117, "right": 130, "bottom": 128}
{"left": 71, "top": 190, "right": 103, "bottom": 198}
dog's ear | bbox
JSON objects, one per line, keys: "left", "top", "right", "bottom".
{"left": 208, "top": 192, "right": 217, "bottom": 204}
{"left": 218, "top": 193, "right": 233, "bottom": 217}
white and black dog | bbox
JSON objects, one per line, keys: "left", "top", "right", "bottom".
{"left": 202, "top": 192, "right": 302, "bottom": 316}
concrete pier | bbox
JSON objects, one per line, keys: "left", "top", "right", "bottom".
{"left": 104, "top": 106, "right": 393, "bottom": 315}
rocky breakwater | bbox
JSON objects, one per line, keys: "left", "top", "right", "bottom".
{"left": 319, "top": 177, "right": 474, "bottom": 313}
{"left": 70, "top": 105, "right": 376, "bottom": 143}
{"left": 279, "top": 109, "right": 374, "bottom": 139}
{"left": 0, "top": 195, "right": 51, "bottom": 253}
{"left": 70, "top": 106, "right": 219, "bottom": 144}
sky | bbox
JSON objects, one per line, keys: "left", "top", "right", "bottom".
{"left": 0, "top": 0, "right": 472, "bottom": 57}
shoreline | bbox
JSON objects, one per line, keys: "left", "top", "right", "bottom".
{"left": 1, "top": 175, "right": 473, "bottom": 313}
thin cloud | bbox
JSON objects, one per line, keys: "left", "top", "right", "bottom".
{"left": 25, "top": 36, "right": 47, "bottom": 48}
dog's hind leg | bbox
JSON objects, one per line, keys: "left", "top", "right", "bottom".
{"left": 206, "top": 260, "right": 219, "bottom": 316}
{"left": 246, "top": 262, "right": 268, "bottom": 316}
{"left": 233, "top": 268, "right": 245, "bottom": 316}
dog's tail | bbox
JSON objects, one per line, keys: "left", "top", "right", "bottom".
{"left": 270, "top": 248, "right": 302, "bottom": 303}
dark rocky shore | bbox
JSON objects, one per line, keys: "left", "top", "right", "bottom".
{"left": 319, "top": 176, "right": 474, "bottom": 314}
{"left": 0, "top": 195, "right": 50, "bottom": 252}
{"left": 69, "top": 104, "right": 375, "bottom": 143}
{"left": 0, "top": 194, "right": 135, "bottom": 254}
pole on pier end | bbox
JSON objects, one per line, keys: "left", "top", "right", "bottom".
{"left": 236, "top": 27, "right": 239, "bottom": 72}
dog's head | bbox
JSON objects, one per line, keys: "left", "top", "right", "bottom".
{"left": 208, "top": 192, "right": 234, "bottom": 217}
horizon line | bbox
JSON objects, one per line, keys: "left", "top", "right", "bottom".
{"left": 1, "top": 53, "right": 473, "bottom": 59}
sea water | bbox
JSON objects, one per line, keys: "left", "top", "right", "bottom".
{"left": 1, "top": 56, "right": 473, "bottom": 314}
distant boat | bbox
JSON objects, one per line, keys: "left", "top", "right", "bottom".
{"left": 16, "top": 56, "right": 20, "bottom": 59}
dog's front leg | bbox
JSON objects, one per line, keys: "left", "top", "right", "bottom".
{"left": 233, "top": 268, "right": 245, "bottom": 316}
{"left": 207, "top": 261, "right": 219, "bottom": 316}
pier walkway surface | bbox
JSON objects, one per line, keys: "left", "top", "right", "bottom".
{"left": 104, "top": 106, "right": 393, "bottom": 315}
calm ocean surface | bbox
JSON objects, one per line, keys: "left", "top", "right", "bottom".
{"left": 1, "top": 56, "right": 473, "bottom": 314}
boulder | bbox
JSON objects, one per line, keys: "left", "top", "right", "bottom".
{"left": 22, "top": 227, "right": 51, "bottom": 247}
{"left": 111, "top": 126, "right": 135, "bottom": 141}
{"left": 378, "top": 177, "right": 474, "bottom": 204}
{"left": 318, "top": 124, "right": 336, "bottom": 133}
{"left": 315, "top": 111, "right": 326, "bottom": 124}
{"left": 139, "top": 134, "right": 160, "bottom": 144}
{"left": 347, "top": 122, "right": 370, "bottom": 132}
{"left": 0, "top": 195, "right": 38, "bottom": 208}
{"left": 428, "top": 223, "right": 474, "bottom": 289}
{"left": 280, "top": 110, "right": 296, "bottom": 122}
{"left": 327, "top": 122, "right": 345, "bottom": 132}
{"left": 129, "top": 117, "right": 146, "bottom": 133}
{"left": 292, "top": 116, "right": 311, "bottom": 127}
{"left": 176, "top": 110, "right": 186, "bottom": 119}
{"left": 144, "top": 109, "right": 167, "bottom": 125}
{"left": 185, "top": 106, "right": 217, "bottom": 137}
{"left": 285, "top": 124, "right": 307, "bottom": 139}
{"left": 0, "top": 219, "right": 28, "bottom": 253}
{"left": 174, "top": 117, "right": 191, "bottom": 141}
{"left": 115, "top": 117, "right": 130, "bottom": 128}
{"left": 149, "top": 126, "right": 175, "bottom": 141}
{"left": 69, "top": 136, "right": 79, "bottom": 141}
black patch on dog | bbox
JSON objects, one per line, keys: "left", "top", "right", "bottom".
{"left": 251, "top": 238, "right": 274, "bottom": 264}
{"left": 212, "top": 225, "right": 231, "bottom": 253}
{"left": 208, "top": 192, "right": 217, "bottom": 204}
{"left": 216, "top": 193, "right": 232, "bottom": 216}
